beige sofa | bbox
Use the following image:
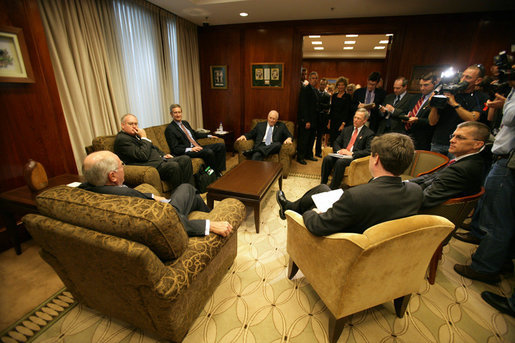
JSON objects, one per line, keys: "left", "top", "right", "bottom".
{"left": 87, "top": 123, "right": 224, "bottom": 197}
{"left": 23, "top": 183, "right": 246, "bottom": 342}
{"left": 233, "top": 119, "right": 296, "bottom": 178}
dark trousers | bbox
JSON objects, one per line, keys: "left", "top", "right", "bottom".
{"left": 287, "top": 184, "right": 331, "bottom": 214}
{"left": 251, "top": 142, "right": 281, "bottom": 160}
{"left": 321, "top": 155, "right": 353, "bottom": 189}
{"left": 186, "top": 143, "right": 226, "bottom": 173}
{"left": 170, "top": 183, "right": 210, "bottom": 236}
{"left": 156, "top": 155, "right": 193, "bottom": 189}
{"left": 297, "top": 124, "right": 315, "bottom": 160}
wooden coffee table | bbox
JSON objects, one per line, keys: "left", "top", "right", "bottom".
{"left": 207, "top": 160, "right": 282, "bottom": 233}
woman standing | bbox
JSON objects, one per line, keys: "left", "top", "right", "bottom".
{"left": 328, "top": 77, "right": 352, "bottom": 145}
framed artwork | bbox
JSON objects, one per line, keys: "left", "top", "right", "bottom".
{"left": 210, "top": 65, "right": 227, "bottom": 89}
{"left": 0, "top": 26, "right": 34, "bottom": 83}
{"left": 251, "top": 63, "right": 283, "bottom": 88}
{"left": 408, "top": 64, "right": 450, "bottom": 92}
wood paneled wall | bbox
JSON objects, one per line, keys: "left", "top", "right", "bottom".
{"left": 198, "top": 11, "right": 514, "bottom": 138}
{"left": 0, "top": 0, "right": 77, "bottom": 193}
{"left": 302, "top": 59, "right": 385, "bottom": 87}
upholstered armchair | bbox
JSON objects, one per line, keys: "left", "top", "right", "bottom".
{"left": 23, "top": 184, "right": 246, "bottom": 342}
{"left": 234, "top": 119, "right": 296, "bottom": 178}
{"left": 285, "top": 211, "right": 454, "bottom": 343}
{"left": 86, "top": 124, "right": 225, "bottom": 197}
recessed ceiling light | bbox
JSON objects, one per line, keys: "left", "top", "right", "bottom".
{"left": 346, "top": 34, "right": 358, "bottom": 37}
{"left": 239, "top": 12, "right": 248, "bottom": 17}
{"left": 343, "top": 47, "right": 354, "bottom": 50}
{"left": 386, "top": 33, "right": 393, "bottom": 36}
{"left": 344, "top": 40, "right": 356, "bottom": 44}
{"left": 311, "top": 41, "right": 323, "bottom": 45}
{"left": 374, "top": 46, "right": 386, "bottom": 50}
{"left": 309, "top": 35, "right": 321, "bottom": 38}
{"left": 314, "top": 47, "right": 324, "bottom": 50}
{"left": 379, "top": 40, "right": 389, "bottom": 44}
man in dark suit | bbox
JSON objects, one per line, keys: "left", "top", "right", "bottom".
{"left": 315, "top": 78, "right": 331, "bottom": 157}
{"left": 320, "top": 108, "right": 374, "bottom": 189}
{"left": 114, "top": 113, "right": 193, "bottom": 189}
{"left": 353, "top": 71, "right": 386, "bottom": 132}
{"left": 377, "top": 76, "right": 415, "bottom": 134}
{"left": 404, "top": 73, "right": 437, "bottom": 150}
{"left": 296, "top": 71, "right": 319, "bottom": 165}
{"left": 276, "top": 133, "right": 423, "bottom": 236}
{"left": 165, "top": 104, "right": 226, "bottom": 175}
{"left": 235, "top": 110, "right": 292, "bottom": 160}
{"left": 80, "top": 151, "right": 233, "bottom": 237}
{"left": 409, "top": 121, "right": 490, "bottom": 208}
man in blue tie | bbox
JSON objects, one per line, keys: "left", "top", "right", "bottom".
{"left": 236, "top": 110, "right": 292, "bottom": 161}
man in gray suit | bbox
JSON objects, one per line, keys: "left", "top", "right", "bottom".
{"left": 377, "top": 76, "right": 415, "bottom": 134}
{"left": 276, "top": 133, "right": 423, "bottom": 235}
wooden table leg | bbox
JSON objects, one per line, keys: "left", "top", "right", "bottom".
{"left": 1, "top": 211, "right": 22, "bottom": 255}
{"left": 278, "top": 174, "right": 282, "bottom": 190}
{"left": 207, "top": 194, "right": 214, "bottom": 210}
{"left": 253, "top": 202, "right": 260, "bottom": 234}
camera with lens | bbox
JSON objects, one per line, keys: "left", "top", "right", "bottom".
{"left": 430, "top": 69, "right": 469, "bottom": 109}
{"left": 480, "top": 51, "right": 514, "bottom": 99}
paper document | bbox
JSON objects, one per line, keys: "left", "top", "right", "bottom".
{"left": 67, "top": 182, "right": 81, "bottom": 187}
{"left": 328, "top": 153, "right": 352, "bottom": 159}
{"left": 311, "top": 189, "right": 344, "bottom": 213}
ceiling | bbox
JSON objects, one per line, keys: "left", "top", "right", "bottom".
{"left": 303, "top": 34, "right": 390, "bottom": 59}
{"left": 148, "top": 0, "right": 514, "bottom": 26}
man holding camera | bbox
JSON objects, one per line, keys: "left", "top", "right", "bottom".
{"left": 429, "top": 64, "right": 488, "bottom": 157}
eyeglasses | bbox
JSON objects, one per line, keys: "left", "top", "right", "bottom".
{"left": 449, "top": 134, "right": 482, "bottom": 141}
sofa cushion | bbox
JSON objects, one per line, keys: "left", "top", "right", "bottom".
{"left": 36, "top": 185, "right": 189, "bottom": 261}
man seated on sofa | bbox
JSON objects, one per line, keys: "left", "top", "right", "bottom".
{"left": 409, "top": 121, "right": 489, "bottom": 208}
{"left": 114, "top": 113, "right": 193, "bottom": 189}
{"left": 276, "top": 133, "right": 423, "bottom": 235}
{"left": 165, "top": 104, "right": 226, "bottom": 176}
{"left": 235, "top": 110, "right": 292, "bottom": 160}
{"left": 320, "top": 108, "right": 375, "bottom": 189}
{"left": 80, "top": 150, "right": 233, "bottom": 237}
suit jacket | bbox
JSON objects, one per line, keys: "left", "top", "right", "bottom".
{"left": 78, "top": 183, "right": 207, "bottom": 236}
{"left": 377, "top": 92, "right": 415, "bottom": 134}
{"left": 114, "top": 131, "right": 166, "bottom": 168}
{"left": 298, "top": 84, "right": 319, "bottom": 126}
{"left": 410, "top": 152, "right": 487, "bottom": 208}
{"left": 406, "top": 93, "right": 434, "bottom": 150}
{"left": 245, "top": 121, "right": 292, "bottom": 148}
{"left": 303, "top": 176, "right": 423, "bottom": 236}
{"left": 353, "top": 87, "right": 386, "bottom": 130}
{"left": 333, "top": 125, "right": 375, "bottom": 159}
{"left": 165, "top": 120, "right": 209, "bottom": 156}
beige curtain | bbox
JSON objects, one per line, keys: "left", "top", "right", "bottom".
{"left": 176, "top": 17, "right": 203, "bottom": 128}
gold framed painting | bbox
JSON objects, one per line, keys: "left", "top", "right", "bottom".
{"left": 0, "top": 25, "right": 34, "bottom": 83}
{"left": 251, "top": 63, "right": 283, "bottom": 88}
{"left": 210, "top": 65, "right": 227, "bottom": 89}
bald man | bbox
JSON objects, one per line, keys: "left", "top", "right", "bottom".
{"left": 236, "top": 110, "right": 293, "bottom": 161}
{"left": 80, "top": 151, "right": 233, "bottom": 237}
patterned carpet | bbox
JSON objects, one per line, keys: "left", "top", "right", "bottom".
{"left": 2, "top": 175, "right": 514, "bottom": 343}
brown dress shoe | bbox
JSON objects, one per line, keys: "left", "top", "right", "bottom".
{"left": 454, "top": 264, "right": 500, "bottom": 284}
{"left": 453, "top": 232, "right": 481, "bottom": 245}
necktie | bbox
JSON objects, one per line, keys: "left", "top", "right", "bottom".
{"left": 265, "top": 126, "right": 273, "bottom": 145}
{"left": 346, "top": 127, "right": 359, "bottom": 150}
{"left": 393, "top": 95, "right": 400, "bottom": 106}
{"left": 405, "top": 96, "right": 425, "bottom": 131}
{"left": 365, "top": 91, "right": 372, "bottom": 104}
{"left": 179, "top": 123, "right": 200, "bottom": 148}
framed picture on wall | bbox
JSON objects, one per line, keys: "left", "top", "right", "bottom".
{"left": 0, "top": 25, "right": 34, "bottom": 83}
{"left": 251, "top": 63, "right": 283, "bottom": 88}
{"left": 409, "top": 64, "right": 450, "bottom": 92}
{"left": 210, "top": 65, "right": 227, "bottom": 89}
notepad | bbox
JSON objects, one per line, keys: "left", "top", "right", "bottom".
{"left": 311, "top": 189, "right": 344, "bottom": 213}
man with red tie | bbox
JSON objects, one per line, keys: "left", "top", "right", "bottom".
{"left": 320, "top": 108, "right": 375, "bottom": 189}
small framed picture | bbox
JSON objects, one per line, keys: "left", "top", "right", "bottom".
{"left": 0, "top": 25, "right": 34, "bottom": 83}
{"left": 210, "top": 65, "right": 227, "bottom": 89}
{"left": 251, "top": 63, "right": 283, "bottom": 88}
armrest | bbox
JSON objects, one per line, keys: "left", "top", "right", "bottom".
{"left": 279, "top": 142, "right": 296, "bottom": 157}
{"left": 234, "top": 139, "right": 254, "bottom": 152}
{"left": 198, "top": 137, "right": 224, "bottom": 146}
{"left": 188, "top": 198, "right": 246, "bottom": 229}
{"left": 134, "top": 183, "right": 162, "bottom": 196}
{"left": 123, "top": 165, "right": 164, "bottom": 194}
{"left": 321, "top": 147, "right": 333, "bottom": 158}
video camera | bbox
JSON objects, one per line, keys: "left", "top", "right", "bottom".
{"left": 430, "top": 68, "right": 469, "bottom": 109}
{"left": 480, "top": 51, "right": 514, "bottom": 99}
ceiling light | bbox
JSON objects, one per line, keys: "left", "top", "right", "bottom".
{"left": 309, "top": 35, "right": 320, "bottom": 38}
{"left": 343, "top": 47, "right": 354, "bottom": 50}
{"left": 386, "top": 33, "right": 393, "bottom": 36}
{"left": 374, "top": 46, "right": 386, "bottom": 50}
{"left": 346, "top": 34, "right": 358, "bottom": 37}
{"left": 344, "top": 40, "right": 356, "bottom": 44}
{"left": 311, "top": 41, "right": 323, "bottom": 45}
{"left": 314, "top": 47, "right": 324, "bottom": 50}
{"left": 379, "top": 40, "right": 389, "bottom": 44}
{"left": 239, "top": 12, "right": 248, "bottom": 17}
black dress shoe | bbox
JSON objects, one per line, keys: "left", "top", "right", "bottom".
{"left": 454, "top": 264, "right": 500, "bottom": 284}
{"left": 276, "top": 190, "right": 288, "bottom": 220}
{"left": 297, "top": 159, "right": 307, "bottom": 165}
{"left": 243, "top": 149, "right": 254, "bottom": 158}
{"left": 306, "top": 156, "right": 318, "bottom": 162}
{"left": 481, "top": 291, "right": 515, "bottom": 317}
{"left": 453, "top": 232, "right": 481, "bottom": 245}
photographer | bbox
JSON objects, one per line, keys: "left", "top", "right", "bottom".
{"left": 429, "top": 64, "right": 488, "bottom": 156}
